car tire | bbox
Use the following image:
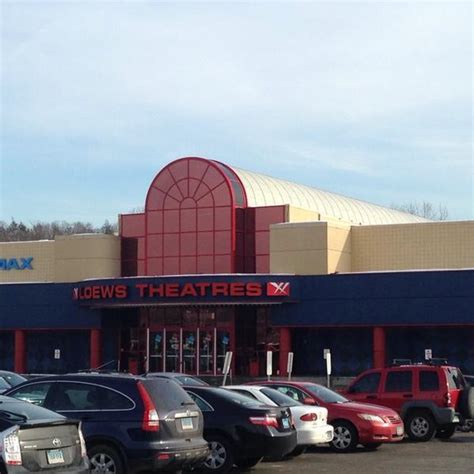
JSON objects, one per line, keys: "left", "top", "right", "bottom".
{"left": 435, "top": 424, "right": 457, "bottom": 439}
{"left": 330, "top": 420, "right": 359, "bottom": 452}
{"left": 458, "top": 418, "right": 473, "bottom": 432}
{"left": 287, "top": 445, "right": 307, "bottom": 457}
{"left": 89, "top": 444, "right": 125, "bottom": 474}
{"left": 405, "top": 411, "right": 436, "bottom": 442}
{"left": 202, "top": 436, "right": 234, "bottom": 473}
{"left": 362, "top": 442, "right": 382, "bottom": 450}
{"left": 234, "top": 457, "right": 262, "bottom": 469}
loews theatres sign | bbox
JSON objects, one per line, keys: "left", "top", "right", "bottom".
{"left": 73, "top": 281, "right": 291, "bottom": 301}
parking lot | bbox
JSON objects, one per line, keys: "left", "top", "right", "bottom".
{"left": 244, "top": 432, "right": 474, "bottom": 474}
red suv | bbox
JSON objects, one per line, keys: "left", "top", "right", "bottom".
{"left": 344, "top": 362, "right": 474, "bottom": 441}
{"left": 247, "top": 380, "right": 404, "bottom": 452}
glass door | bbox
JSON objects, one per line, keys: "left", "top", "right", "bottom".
{"left": 148, "top": 330, "right": 164, "bottom": 372}
{"left": 182, "top": 330, "right": 197, "bottom": 373}
{"left": 165, "top": 328, "right": 182, "bottom": 372}
{"left": 198, "top": 328, "right": 214, "bottom": 374}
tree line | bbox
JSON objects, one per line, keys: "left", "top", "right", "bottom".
{"left": 0, "top": 219, "right": 118, "bottom": 242}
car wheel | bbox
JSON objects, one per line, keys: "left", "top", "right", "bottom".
{"left": 234, "top": 457, "right": 262, "bottom": 469}
{"left": 435, "top": 424, "right": 457, "bottom": 439}
{"left": 89, "top": 444, "right": 125, "bottom": 474}
{"left": 202, "top": 436, "right": 234, "bottom": 473}
{"left": 458, "top": 418, "right": 473, "bottom": 432}
{"left": 287, "top": 445, "right": 307, "bottom": 457}
{"left": 405, "top": 411, "right": 436, "bottom": 442}
{"left": 330, "top": 421, "right": 359, "bottom": 452}
{"left": 362, "top": 442, "right": 382, "bottom": 450}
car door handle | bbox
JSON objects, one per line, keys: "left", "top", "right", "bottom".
{"left": 403, "top": 394, "right": 413, "bottom": 398}
{"left": 366, "top": 395, "right": 377, "bottom": 399}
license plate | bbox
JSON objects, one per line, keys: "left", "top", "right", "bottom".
{"left": 181, "top": 417, "right": 194, "bottom": 430}
{"left": 282, "top": 417, "right": 290, "bottom": 429}
{"left": 396, "top": 426, "right": 404, "bottom": 436}
{"left": 47, "top": 449, "right": 64, "bottom": 464}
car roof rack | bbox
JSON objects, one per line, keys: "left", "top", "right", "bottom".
{"left": 391, "top": 358, "right": 412, "bottom": 366}
{"left": 427, "top": 358, "right": 448, "bottom": 366}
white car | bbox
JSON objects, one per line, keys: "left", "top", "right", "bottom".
{"left": 224, "top": 385, "right": 334, "bottom": 455}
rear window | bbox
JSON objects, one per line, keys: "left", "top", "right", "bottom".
{"left": 204, "top": 388, "right": 267, "bottom": 407}
{"left": 261, "top": 388, "right": 301, "bottom": 407}
{"left": 142, "top": 378, "right": 196, "bottom": 412}
{"left": 175, "top": 376, "right": 208, "bottom": 386}
{"left": 0, "top": 398, "right": 65, "bottom": 422}
{"left": 445, "top": 368, "right": 465, "bottom": 389}
{"left": 0, "top": 378, "right": 10, "bottom": 391}
{"left": 419, "top": 371, "right": 439, "bottom": 391}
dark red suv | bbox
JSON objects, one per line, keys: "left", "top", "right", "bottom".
{"left": 344, "top": 362, "right": 474, "bottom": 441}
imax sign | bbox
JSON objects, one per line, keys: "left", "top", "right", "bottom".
{"left": 0, "top": 257, "right": 34, "bottom": 271}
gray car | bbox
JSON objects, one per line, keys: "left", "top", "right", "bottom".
{"left": 0, "top": 395, "right": 89, "bottom": 473}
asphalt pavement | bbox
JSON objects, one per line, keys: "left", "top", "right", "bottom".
{"left": 242, "top": 432, "right": 474, "bottom": 474}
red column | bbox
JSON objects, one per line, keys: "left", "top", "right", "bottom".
{"left": 373, "top": 327, "right": 386, "bottom": 369}
{"left": 14, "top": 330, "right": 26, "bottom": 374}
{"left": 90, "top": 329, "right": 102, "bottom": 370}
{"left": 279, "top": 327, "right": 292, "bottom": 376}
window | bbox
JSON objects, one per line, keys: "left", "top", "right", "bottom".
{"left": 229, "top": 389, "right": 259, "bottom": 400}
{"left": 187, "top": 392, "right": 213, "bottom": 412}
{"left": 384, "top": 371, "right": 413, "bottom": 392}
{"left": 47, "top": 383, "right": 134, "bottom": 411}
{"left": 274, "top": 385, "right": 306, "bottom": 403}
{"left": 350, "top": 372, "right": 381, "bottom": 394}
{"left": 8, "top": 383, "right": 52, "bottom": 407}
{"left": 446, "top": 368, "right": 465, "bottom": 389}
{"left": 419, "top": 371, "right": 439, "bottom": 391}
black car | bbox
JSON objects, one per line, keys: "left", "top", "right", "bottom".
{"left": 144, "top": 372, "right": 209, "bottom": 387}
{"left": 0, "top": 395, "right": 89, "bottom": 473}
{"left": 184, "top": 386, "right": 297, "bottom": 473}
{"left": 5, "top": 374, "right": 209, "bottom": 473}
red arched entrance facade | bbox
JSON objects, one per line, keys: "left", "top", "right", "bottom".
{"left": 117, "top": 157, "right": 288, "bottom": 376}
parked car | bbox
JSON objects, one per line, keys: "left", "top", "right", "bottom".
{"left": 248, "top": 380, "right": 404, "bottom": 452}
{"left": 0, "top": 371, "right": 27, "bottom": 391}
{"left": 184, "top": 385, "right": 297, "bottom": 473}
{"left": 225, "top": 384, "right": 334, "bottom": 456}
{"left": 0, "top": 394, "right": 89, "bottom": 473}
{"left": 343, "top": 363, "right": 474, "bottom": 441}
{"left": 4, "top": 373, "right": 209, "bottom": 473}
{"left": 144, "top": 372, "right": 209, "bottom": 386}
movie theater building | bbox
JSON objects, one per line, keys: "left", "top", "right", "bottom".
{"left": 1, "top": 157, "right": 474, "bottom": 376}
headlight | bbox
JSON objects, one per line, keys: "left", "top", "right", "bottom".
{"left": 358, "top": 414, "right": 385, "bottom": 423}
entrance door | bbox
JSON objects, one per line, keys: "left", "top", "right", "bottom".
{"left": 164, "top": 328, "right": 182, "bottom": 372}
{"left": 148, "top": 330, "right": 164, "bottom": 372}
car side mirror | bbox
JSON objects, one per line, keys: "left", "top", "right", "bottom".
{"left": 303, "top": 397, "right": 317, "bottom": 405}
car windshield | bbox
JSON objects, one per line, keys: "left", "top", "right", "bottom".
{"left": 260, "top": 388, "right": 301, "bottom": 407}
{"left": 0, "top": 372, "right": 27, "bottom": 387}
{"left": 212, "top": 388, "right": 268, "bottom": 408}
{"left": 175, "top": 375, "right": 208, "bottom": 386}
{"left": 0, "top": 378, "right": 11, "bottom": 391}
{"left": 304, "top": 384, "right": 349, "bottom": 403}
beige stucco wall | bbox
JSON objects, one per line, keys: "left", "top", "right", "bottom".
{"left": 352, "top": 221, "right": 474, "bottom": 272}
{"left": 287, "top": 206, "right": 321, "bottom": 223}
{"left": 55, "top": 234, "right": 121, "bottom": 282}
{"left": 270, "top": 221, "right": 352, "bottom": 274}
{"left": 0, "top": 240, "right": 55, "bottom": 282}
{"left": 0, "top": 234, "right": 121, "bottom": 283}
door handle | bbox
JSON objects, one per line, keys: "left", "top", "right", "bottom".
{"left": 403, "top": 394, "right": 413, "bottom": 398}
{"left": 366, "top": 395, "right": 377, "bottom": 399}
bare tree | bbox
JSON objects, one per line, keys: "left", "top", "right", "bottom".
{"left": 0, "top": 219, "right": 118, "bottom": 242}
{"left": 391, "top": 201, "right": 449, "bottom": 221}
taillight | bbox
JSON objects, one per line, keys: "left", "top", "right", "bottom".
{"left": 249, "top": 415, "right": 279, "bottom": 428}
{"left": 300, "top": 412, "right": 318, "bottom": 422}
{"left": 444, "top": 392, "right": 452, "bottom": 407}
{"left": 137, "top": 382, "right": 160, "bottom": 432}
{"left": 2, "top": 428, "right": 22, "bottom": 466}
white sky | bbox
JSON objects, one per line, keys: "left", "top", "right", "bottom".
{"left": 1, "top": 0, "right": 472, "bottom": 224}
